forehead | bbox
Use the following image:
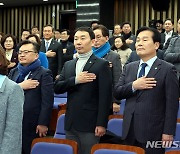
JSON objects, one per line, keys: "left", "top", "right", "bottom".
{"left": 115, "top": 37, "right": 121, "bottom": 41}
{"left": 61, "top": 31, "right": 67, "bottom": 34}
{"left": 75, "top": 31, "right": 89, "bottom": 37}
{"left": 44, "top": 26, "right": 53, "bottom": 31}
{"left": 123, "top": 24, "right": 130, "bottom": 28}
{"left": 137, "top": 30, "right": 153, "bottom": 38}
{"left": 164, "top": 20, "right": 172, "bottom": 24}
{"left": 6, "top": 37, "right": 13, "bottom": 41}
{"left": 20, "top": 44, "right": 34, "bottom": 50}
{"left": 93, "top": 29, "right": 102, "bottom": 35}
{"left": 22, "top": 31, "right": 30, "bottom": 34}
{"left": 114, "top": 25, "right": 120, "bottom": 29}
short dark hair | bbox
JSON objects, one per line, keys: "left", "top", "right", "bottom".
{"left": 136, "top": 26, "right": 161, "bottom": 43}
{"left": 60, "top": 29, "right": 70, "bottom": 35}
{"left": 18, "top": 40, "right": 40, "bottom": 53}
{"left": 111, "top": 36, "right": 129, "bottom": 50}
{"left": 75, "top": 27, "right": 95, "bottom": 40}
{"left": 164, "top": 18, "right": 174, "bottom": 24}
{"left": 1, "top": 34, "right": 17, "bottom": 49}
{"left": 43, "top": 24, "right": 54, "bottom": 32}
{"left": 0, "top": 45, "right": 9, "bottom": 75}
{"left": 31, "top": 26, "right": 39, "bottom": 30}
{"left": 121, "top": 22, "right": 131, "bottom": 28}
{"left": 90, "top": 20, "right": 100, "bottom": 26}
{"left": 21, "top": 29, "right": 30, "bottom": 35}
{"left": 26, "top": 34, "right": 41, "bottom": 46}
{"left": 93, "top": 24, "right": 109, "bottom": 37}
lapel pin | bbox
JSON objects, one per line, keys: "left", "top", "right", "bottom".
{"left": 89, "top": 61, "right": 92, "bottom": 63}
{"left": 155, "top": 67, "right": 157, "bottom": 70}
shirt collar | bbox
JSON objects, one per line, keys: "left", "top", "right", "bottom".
{"left": 139, "top": 56, "right": 157, "bottom": 68}
{"left": 164, "top": 30, "right": 173, "bottom": 35}
{"left": 45, "top": 38, "right": 53, "bottom": 44}
{"left": 0, "top": 75, "right": 6, "bottom": 88}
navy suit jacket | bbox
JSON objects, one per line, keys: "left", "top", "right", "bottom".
{"left": 8, "top": 66, "right": 54, "bottom": 128}
{"left": 114, "top": 58, "right": 179, "bottom": 143}
{"left": 54, "top": 54, "right": 112, "bottom": 132}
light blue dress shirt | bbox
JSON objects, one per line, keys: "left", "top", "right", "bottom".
{"left": 137, "top": 56, "right": 157, "bottom": 78}
{"left": 0, "top": 75, "right": 6, "bottom": 88}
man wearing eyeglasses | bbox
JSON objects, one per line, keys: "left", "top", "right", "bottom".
{"left": 8, "top": 40, "right": 54, "bottom": 154}
{"left": 92, "top": 25, "right": 122, "bottom": 113}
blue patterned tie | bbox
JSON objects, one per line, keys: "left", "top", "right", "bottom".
{"left": 45, "top": 41, "right": 49, "bottom": 52}
{"left": 138, "top": 63, "right": 147, "bottom": 78}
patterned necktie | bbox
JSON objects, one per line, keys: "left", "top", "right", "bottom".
{"left": 45, "top": 41, "right": 49, "bottom": 52}
{"left": 138, "top": 63, "right": 147, "bottom": 78}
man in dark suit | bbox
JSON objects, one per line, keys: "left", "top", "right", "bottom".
{"left": 8, "top": 40, "right": 54, "bottom": 154}
{"left": 59, "top": 29, "right": 75, "bottom": 65}
{"left": 54, "top": 27, "right": 112, "bottom": 154}
{"left": 114, "top": 27, "right": 179, "bottom": 154}
{"left": 160, "top": 18, "right": 177, "bottom": 49}
{"left": 40, "top": 24, "right": 63, "bottom": 79}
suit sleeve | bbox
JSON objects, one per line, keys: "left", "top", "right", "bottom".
{"left": 163, "top": 66, "right": 179, "bottom": 135}
{"left": 112, "top": 53, "right": 122, "bottom": 104}
{"left": 54, "top": 64, "right": 76, "bottom": 94}
{"left": 38, "top": 70, "right": 54, "bottom": 126}
{"left": 96, "top": 61, "right": 112, "bottom": 127}
{"left": 114, "top": 65, "right": 136, "bottom": 100}
{"left": 163, "top": 37, "right": 180, "bottom": 63}
{"left": 1, "top": 84, "right": 24, "bottom": 154}
{"left": 57, "top": 44, "right": 63, "bottom": 74}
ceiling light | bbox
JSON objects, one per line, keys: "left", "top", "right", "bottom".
{"left": 43, "top": 0, "right": 48, "bottom": 1}
{"left": 0, "top": 3, "right": 4, "bottom": 5}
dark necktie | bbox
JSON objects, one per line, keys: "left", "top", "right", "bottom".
{"left": 138, "top": 63, "right": 147, "bottom": 78}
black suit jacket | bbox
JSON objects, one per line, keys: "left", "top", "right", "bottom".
{"left": 40, "top": 39, "right": 63, "bottom": 78}
{"left": 114, "top": 58, "right": 179, "bottom": 143}
{"left": 160, "top": 32, "right": 177, "bottom": 49}
{"left": 54, "top": 54, "right": 112, "bottom": 132}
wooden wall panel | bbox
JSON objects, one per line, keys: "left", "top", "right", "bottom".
{"left": 114, "top": 0, "right": 179, "bottom": 34}
{"left": 0, "top": 2, "right": 76, "bottom": 41}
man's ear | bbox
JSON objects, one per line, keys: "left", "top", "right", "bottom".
{"left": 155, "top": 42, "right": 160, "bottom": 50}
{"left": 105, "top": 36, "right": 109, "bottom": 42}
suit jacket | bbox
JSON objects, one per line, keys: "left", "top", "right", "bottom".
{"left": 164, "top": 36, "right": 180, "bottom": 74}
{"left": 160, "top": 32, "right": 177, "bottom": 49}
{"left": 0, "top": 77, "right": 24, "bottom": 154}
{"left": 40, "top": 39, "right": 63, "bottom": 78}
{"left": 54, "top": 54, "right": 112, "bottom": 132}
{"left": 104, "top": 50, "right": 122, "bottom": 104}
{"left": 114, "top": 58, "right": 179, "bottom": 143}
{"left": 8, "top": 49, "right": 18, "bottom": 73}
{"left": 8, "top": 66, "right": 54, "bottom": 127}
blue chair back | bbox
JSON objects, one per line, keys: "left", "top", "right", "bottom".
{"left": 107, "top": 118, "right": 123, "bottom": 137}
{"left": 114, "top": 99, "right": 125, "bottom": 115}
{"left": 94, "top": 149, "right": 136, "bottom": 154}
{"left": 54, "top": 113, "right": 65, "bottom": 139}
{"left": 31, "top": 142, "right": 73, "bottom": 154}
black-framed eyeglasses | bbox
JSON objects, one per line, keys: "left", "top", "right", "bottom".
{"left": 18, "top": 50, "right": 36, "bottom": 55}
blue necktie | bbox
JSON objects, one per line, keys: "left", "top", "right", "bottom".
{"left": 45, "top": 41, "right": 49, "bottom": 52}
{"left": 138, "top": 63, "right": 147, "bottom": 78}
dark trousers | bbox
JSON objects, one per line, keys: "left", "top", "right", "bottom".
{"left": 123, "top": 116, "right": 165, "bottom": 154}
{"left": 66, "top": 127, "right": 100, "bottom": 154}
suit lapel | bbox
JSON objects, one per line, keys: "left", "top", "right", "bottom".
{"left": 70, "top": 58, "right": 78, "bottom": 76}
{"left": 28, "top": 67, "right": 41, "bottom": 79}
{"left": 83, "top": 54, "right": 97, "bottom": 71}
{"left": 48, "top": 39, "right": 56, "bottom": 50}
{"left": 146, "top": 58, "right": 161, "bottom": 78}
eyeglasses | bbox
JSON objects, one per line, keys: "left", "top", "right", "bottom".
{"left": 18, "top": 50, "right": 36, "bottom": 55}
{"left": 95, "top": 35, "right": 103, "bottom": 41}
